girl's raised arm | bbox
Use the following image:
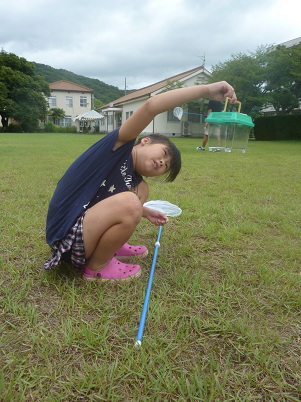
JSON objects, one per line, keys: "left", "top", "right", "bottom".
{"left": 117, "top": 81, "right": 236, "bottom": 144}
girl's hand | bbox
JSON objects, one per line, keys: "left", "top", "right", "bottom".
{"left": 206, "top": 81, "right": 237, "bottom": 104}
{"left": 144, "top": 207, "right": 169, "bottom": 226}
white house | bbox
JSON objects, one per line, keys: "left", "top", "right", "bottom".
{"left": 47, "top": 80, "right": 96, "bottom": 131}
{"left": 98, "top": 66, "right": 211, "bottom": 138}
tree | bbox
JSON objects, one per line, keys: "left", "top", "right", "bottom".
{"left": 0, "top": 51, "right": 50, "bottom": 132}
{"left": 264, "top": 45, "right": 301, "bottom": 114}
{"left": 290, "top": 44, "right": 301, "bottom": 82}
{"left": 159, "top": 79, "right": 206, "bottom": 114}
{"left": 209, "top": 44, "right": 301, "bottom": 116}
{"left": 93, "top": 98, "right": 105, "bottom": 110}
{"left": 49, "top": 107, "right": 66, "bottom": 125}
{"left": 34, "top": 62, "right": 125, "bottom": 104}
{"left": 210, "top": 46, "right": 268, "bottom": 114}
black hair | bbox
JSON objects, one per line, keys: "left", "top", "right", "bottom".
{"left": 135, "top": 133, "right": 181, "bottom": 182}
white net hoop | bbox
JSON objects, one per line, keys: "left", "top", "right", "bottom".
{"left": 143, "top": 200, "right": 182, "bottom": 217}
{"left": 173, "top": 107, "right": 183, "bottom": 121}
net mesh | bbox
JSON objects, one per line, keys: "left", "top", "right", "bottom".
{"left": 143, "top": 200, "right": 182, "bottom": 217}
{"left": 173, "top": 107, "right": 183, "bottom": 121}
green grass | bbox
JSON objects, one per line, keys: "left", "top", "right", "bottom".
{"left": 1, "top": 133, "right": 301, "bottom": 401}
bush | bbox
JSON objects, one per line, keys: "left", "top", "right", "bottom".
{"left": 44, "top": 121, "right": 58, "bottom": 133}
{"left": 6, "top": 124, "right": 23, "bottom": 133}
{"left": 254, "top": 114, "right": 301, "bottom": 140}
{"left": 57, "top": 126, "right": 78, "bottom": 133}
{"left": 21, "top": 120, "right": 39, "bottom": 133}
{"left": 93, "top": 125, "right": 100, "bottom": 134}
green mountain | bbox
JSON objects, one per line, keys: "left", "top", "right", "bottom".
{"left": 34, "top": 62, "right": 125, "bottom": 104}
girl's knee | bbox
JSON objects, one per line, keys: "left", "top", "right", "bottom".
{"left": 121, "top": 192, "right": 143, "bottom": 222}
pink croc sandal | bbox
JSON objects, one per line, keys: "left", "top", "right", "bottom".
{"left": 115, "top": 243, "right": 148, "bottom": 261}
{"left": 83, "top": 257, "right": 141, "bottom": 283}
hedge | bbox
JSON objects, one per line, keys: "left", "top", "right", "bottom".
{"left": 254, "top": 114, "right": 301, "bottom": 140}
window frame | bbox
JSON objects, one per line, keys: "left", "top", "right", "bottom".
{"left": 167, "top": 109, "right": 180, "bottom": 122}
{"left": 80, "top": 96, "right": 87, "bottom": 107}
{"left": 65, "top": 96, "right": 73, "bottom": 108}
{"left": 48, "top": 96, "right": 57, "bottom": 108}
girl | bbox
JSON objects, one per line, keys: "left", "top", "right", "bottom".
{"left": 44, "top": 81, "right": 237, "bottom": 282}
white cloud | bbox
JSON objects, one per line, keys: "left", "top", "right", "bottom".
{"left": 1, "top": 0, "right": 300, "bottom": 89}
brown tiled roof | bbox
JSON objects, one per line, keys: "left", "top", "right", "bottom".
{"left": 49, "top": 80, "right": 94, "bottom": 93}
{"left": 100, "top": 66, "right": 210, "bottom": 109}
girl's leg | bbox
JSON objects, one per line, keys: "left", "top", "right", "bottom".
{"left": 83, "top": 191, "right": 143, "bottom": 272}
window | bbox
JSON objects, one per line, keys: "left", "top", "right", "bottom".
{"left": 48, "top": 96, "right": 57, "bottom": 108}
{"left": 66, "top": 96, "right": 73, "bottom": 108}
{"left": 59, "top": 116, "right": 72, "bottom": 127}
{"left": 80, "top": 96, "right": 87, "bottom": 107}
{"left": 188, "top": 106, "right": 201, "bottom": 123}
{"left": 100, "top": 119, "right": 105, "bottom": 126}
{"left": 126, "top": 111, "right": 133, "bottom": 120}
{"left": 167, "top": 109, "right": 179, "bottom": 122}
{"left": 108, "top": 115, "right": 114, "bottom": 125}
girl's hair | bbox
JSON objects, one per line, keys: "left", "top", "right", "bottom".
{"left": 136, "top": 134, "right": 181, "bottom": 182}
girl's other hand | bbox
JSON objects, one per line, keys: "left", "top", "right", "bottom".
{"left": 146, "top": 208, "right": 169, "bottom": 226}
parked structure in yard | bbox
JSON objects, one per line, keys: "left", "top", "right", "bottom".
{"left": 73, "top": 110, "right": 104, "bottom": 133}
{"left": 46, "top": 80, "right": 98, "bottom": 131}
{"left": 98, "top": 66, "right": 211, "bottom": 137}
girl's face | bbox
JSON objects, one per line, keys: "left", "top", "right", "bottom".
{"left": 133, "top": 138, "right": 172, "bottom": 178}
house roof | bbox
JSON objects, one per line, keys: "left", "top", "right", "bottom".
{"left": 99, "top": 66, "right": 210, "bottom": 109}
{"left": 278, "top": 36, "right": 301, "bottom": 48}
{"left": 49, "top": 80, "right": 94, "bottom": 93}
{"left": 269, "top": 36, "right": 301, "bottom": 52}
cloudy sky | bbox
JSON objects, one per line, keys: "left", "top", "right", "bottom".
{"left": 1, "top": 0, "right": 300, "bottom": 90}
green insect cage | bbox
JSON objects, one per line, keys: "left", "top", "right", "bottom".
{"left": 206, "top": 98, "right": 254, "bottom": 153}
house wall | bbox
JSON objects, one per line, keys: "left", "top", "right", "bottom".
{"left": 100, "top": 68, "right": 209, "bottom": 137}
{"left": 147, "top": 70, "right": 209, "bottom": 137}
{"left": 123, "top": 98, "right": 152, "bottom": 133}
{"left": 48, "top": 90, "right": 93, "bottom": 125}
{"left": 151, "top": 110, "right": 205, "bottom": 138}
{"left": 102, "top": 98, "right": 151, "bottom": 133}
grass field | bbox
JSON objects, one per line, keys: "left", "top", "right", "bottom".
{"left": 1, "top": 133, "right": 301, "bottom": 401}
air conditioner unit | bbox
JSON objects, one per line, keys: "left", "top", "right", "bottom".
{"left": 181, "top": 121, "right": 191, "bottom": 137}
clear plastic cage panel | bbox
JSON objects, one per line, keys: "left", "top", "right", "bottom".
{"left": 207, "top": 124, "right": 227, "bottom": 151}
{"left": 224, "top": 124, "right": 250, "bottom": 152}
{"left": 206, "top": 112, "right": 254, "bottom": 153}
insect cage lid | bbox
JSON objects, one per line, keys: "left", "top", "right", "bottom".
{"left": 205, "top": 112, "right": 254, "bottom": 127}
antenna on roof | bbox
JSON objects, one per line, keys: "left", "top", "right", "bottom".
{"left": 195, "top": 53, "right": 205, "bottom": 71}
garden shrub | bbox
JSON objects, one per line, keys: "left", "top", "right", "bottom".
{"left": 6, "top": 124, "right": 23, "bottom": 133}
{"left": 93, "top": 125, "right": 100, "bottom": 134}
{"left": 57, "top": 126, "right": 78, "bottom": 133}
{"left": 254, "top": 114, "right": 301, "bottom": 140}
{"left": 44, "top": 121, "right": 58, "bottom": 133}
